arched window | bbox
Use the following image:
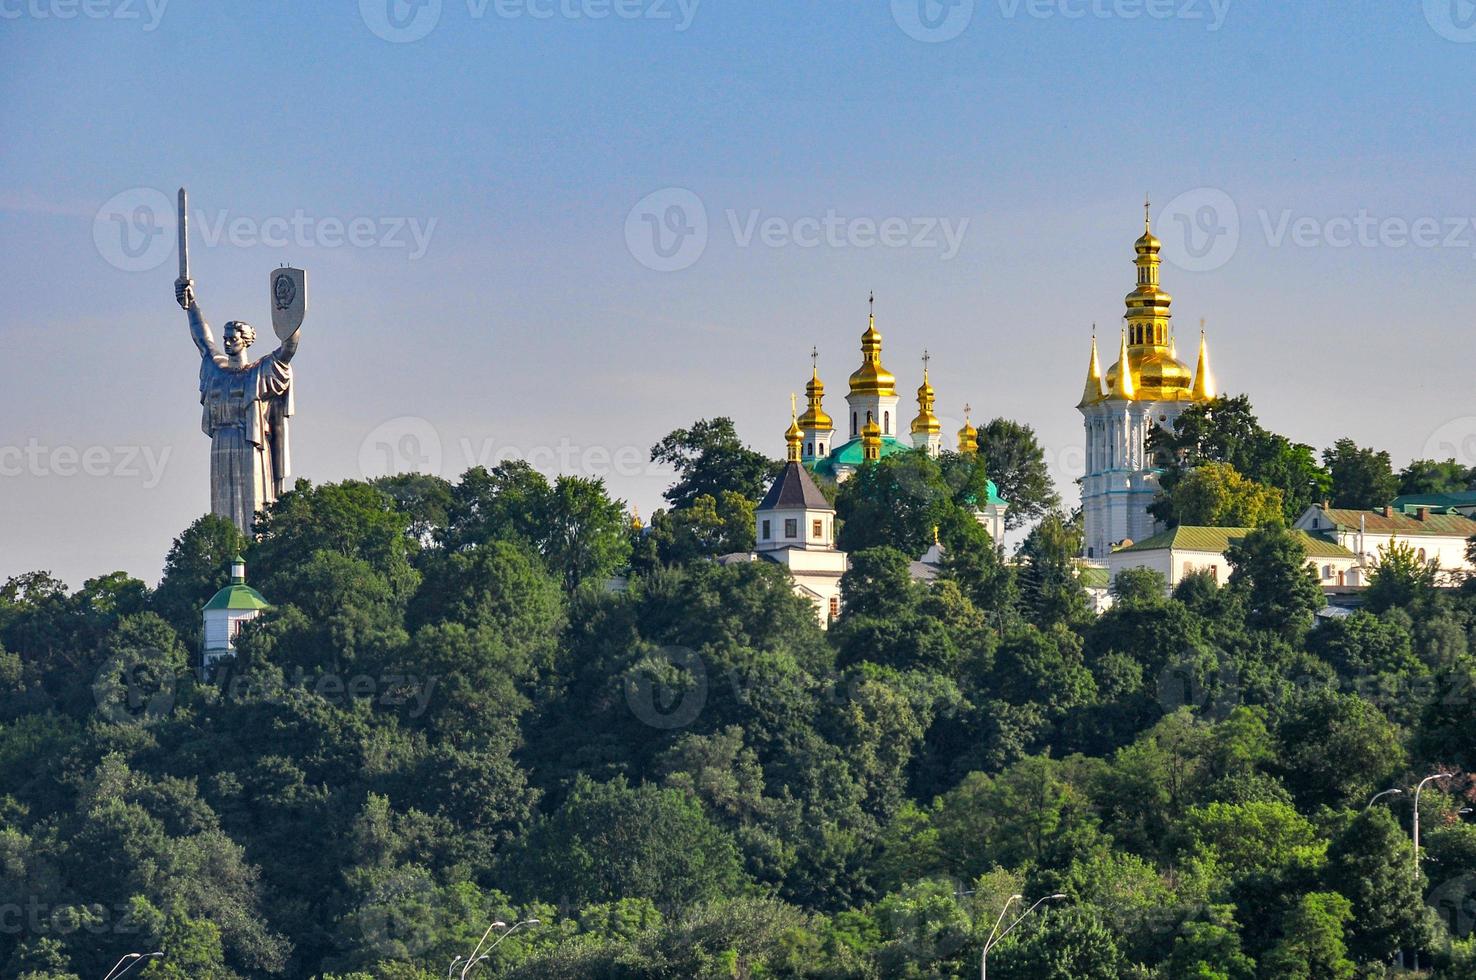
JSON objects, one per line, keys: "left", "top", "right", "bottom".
{"left": 851, "top": 412, "right": 857, "bottom": 436}
{"left": 884, "top": 411, "right": 890, "bottom": 434}
{"left": 806, "top": 442, "right": 813, "bottom": 457}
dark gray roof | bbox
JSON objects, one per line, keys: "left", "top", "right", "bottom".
{"left": 758, "top": 462, "right": 832, "bottom": 512}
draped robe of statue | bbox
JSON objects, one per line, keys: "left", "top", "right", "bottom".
{"left": 188, "top": 305, "right": 296, "bottom": 534}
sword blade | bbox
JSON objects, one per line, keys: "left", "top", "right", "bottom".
{"left": 177, "top": 186, "right": 189, "bottom": 280}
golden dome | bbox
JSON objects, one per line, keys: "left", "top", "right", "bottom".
{"left": 860, "top": 412, "right": 882, "bottom": 462}
{"left": 910, "top": 363, "right": 941, "bottom": 435}
{"left": 797, "top": 367, "right": 833, "bottom": 430}
{"left": 849, "top": 300, "right": 896, "bottom": 397}
{"left": 957, "top": 407, "right": 979, "bottom": 454}
{"left": 785, "top": 395, "right": 803, "bottom": 462}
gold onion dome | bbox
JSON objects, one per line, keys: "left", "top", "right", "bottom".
{"left": 1102, "top": 201, "right": 1200, "bottom": 401}
{"left": 957, "top": 407, "right": 979, "bottom": 454}
{"left": 798, "top": 366, "right": 833, "bottom": 430}
{"left": 848, "top": 296, "right": 897, "bottom": 397}
{"left": 911, "top": 357, "right": 941, "bottom": 435}
{"left": 860, "top": 413, "right": 882, "bottom": 461}
{"left": 785, "top": 395, "right": 804, "bottom": 462}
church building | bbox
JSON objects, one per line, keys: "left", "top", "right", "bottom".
{"left": 1078, "top": 207, "right": 1217, "bottom": 562}
{"left": 201, "top": 555, "right": 270, "bottom": 671}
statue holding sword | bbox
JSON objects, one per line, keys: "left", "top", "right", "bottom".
{"left": 173, "top": 187, "right": 306, "bottom": 535}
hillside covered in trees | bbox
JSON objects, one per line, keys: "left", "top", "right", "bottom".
{"left": 2, "top": 408, "right": 1476, "bottom": 978}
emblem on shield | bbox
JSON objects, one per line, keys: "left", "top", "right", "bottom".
{"left": 270, "top": 266, "right": 306, "bottom": 341}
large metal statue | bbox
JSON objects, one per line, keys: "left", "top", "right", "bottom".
{"left": 173, "top": 187, "right": 306, "bottom": 534}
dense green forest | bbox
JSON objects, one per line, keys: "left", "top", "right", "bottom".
{"left": 3, "top": 405, "right": 1475, "bottom": 978}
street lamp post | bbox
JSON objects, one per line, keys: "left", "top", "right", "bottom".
{"left": 1365, "top": 787, "right": 1402, "bottom": 811}
{"left": 1410, "top": 772, "right": 1452, "bottom": 972}
{"left": 460, "top": 918, "right": 540, "bottom": 979}
{"left": 980, "top": 894, "right": 1066, "bottom": 980}
{"left": 102, "top": 952, "right": 163, "bottom": 980}
{"left": 1413, "top": 773, "right": 1452, "bottom": 881}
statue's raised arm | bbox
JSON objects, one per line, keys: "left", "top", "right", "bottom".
{"left": 176, "top": 277, "right": 219, "bottom": 360}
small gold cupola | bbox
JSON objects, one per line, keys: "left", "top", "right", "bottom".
{"left": 957, "top": 404, "right": 979, "bottom": 454}
{"left": 1105, "top": 198, "right": 1195, "bottom": 400}
{"left": 861, "top": 412, "right": 882, "bottom": 462}
{"left": 785, "top": 394, "right": 804, "bottom": 463}
{"left": 797, "top": 348, "right": 833, "bottom": 430}
{"left": 910, "top": 350, "right": 942, "bottom": 436}
{"left": 848, "top": 293, "right": 897, "bottom": 398}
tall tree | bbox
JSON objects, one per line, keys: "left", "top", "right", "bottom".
{"left": 1397, "top": 458, "right": 1475, "bottom": 496}
{"left": 1160, "top": 461, "right": 1284, "bottom": 528}
{"left": 977, "top": 418, "right": 1061, "bottom": 530}
{"left": 1149, "top": 395, "right": 1329, "bottom": 524}
{"left": 1224, "top": 525, "right": 1324, "bottom": 636}
{"left": 1323, "top": 437, "right": 1399, "bottom": 510}
{"left": 650, "top": 418, "right": 779, "bottom": 509}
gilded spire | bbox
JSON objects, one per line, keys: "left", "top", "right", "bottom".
{"left": 910, "top": 349, "right": 942, "bottom": 435}
{"left": 1077, "top": 326, "right": 1104, "bottom": 407}
{"left": 849, "top": 292, "right": 896, "bottom": 397}
{"left": 798, "top": 346, "right": 833, "bottom": 430}
{"left": 1192, "top": 323, "right": 1215, "bottom": 401}
{"left": 1108, "top": 328, "right": 1136, "bottom": 399}
{"left": 785, "top": 393, "right": 803, "bottom": 462}
{"left": 861, "top": 411, "right": 882, "bottom": 462}
{"left": 957, "top": 403, "right": 979, "bottom": 454}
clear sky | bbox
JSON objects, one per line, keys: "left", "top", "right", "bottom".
{"left": 3, "top": 0, "right": 1475, "bottom": 588}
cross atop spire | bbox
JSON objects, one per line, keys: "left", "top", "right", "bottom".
{"left": 810, "top": 346, "right": 819, "bottom": 372}
{"left": 1144, "top": 193, "right": 1152, "bottom": 232}
{"left": 921, "top": 349, "right": 931, "bottom": 376}
{"left": 963, "top": 402, "right": 972, "bottom": 420}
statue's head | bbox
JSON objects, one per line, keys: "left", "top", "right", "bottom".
{"left": 223, "top": 320, "right": 256, "bottom": 356}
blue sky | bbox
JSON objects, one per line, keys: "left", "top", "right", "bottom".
{"left": 3, "top": 0, "right": 1475, "bottom": 586}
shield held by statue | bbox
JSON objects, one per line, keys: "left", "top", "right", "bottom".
{"left": 269, "top": 266, "right": 306, "bottom": 340}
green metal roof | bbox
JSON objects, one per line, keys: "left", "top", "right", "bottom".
{"left": 1315, "top": 506, "right": 1476, "bottom": 539}
{"left": 1392, "top": 491, "right": 1476, "bottom": 511}
{"left": 808, "top": 439, "right": 1007, "bottom": 507}
{"left": 809, "top": 435, "right": 913, "bottom": 478}
{"left": 1075, "top": 565, "right": 1111, "bottom": 589}
{"left": 203, "top": 583, "right": 271, "bottom": 612}
{"left": 1115, "top": 526, "right": 1356, "bottom": 559}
